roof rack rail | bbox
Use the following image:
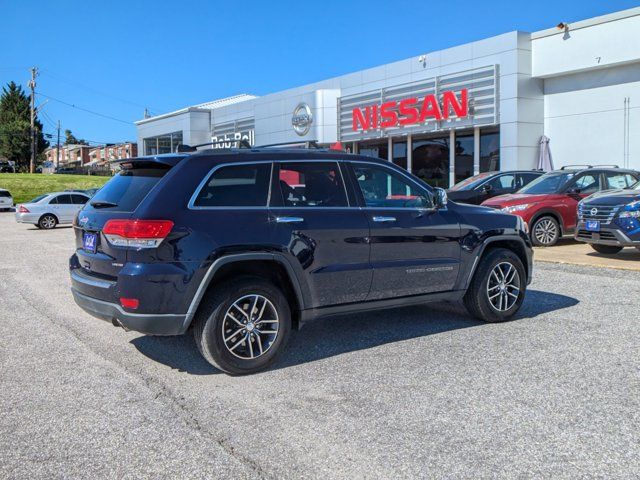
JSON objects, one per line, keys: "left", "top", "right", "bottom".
{"left": 560, "top": 164, "right": 593, "bottom": 170}
{"left": 591, "top": 164, "right": 620, "bottom": 168}
{"left": 254, "top": 140, "right": 321, "bottom": 149}
{"left": 176, "top": 139, "right": 252, "bottom": 153}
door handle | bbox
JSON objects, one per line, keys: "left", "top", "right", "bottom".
{"left": 276, "top": 216, "right": 304, "bottom": 223}
{"left": 372, "top": 216, "right": 396, "bottom": 223}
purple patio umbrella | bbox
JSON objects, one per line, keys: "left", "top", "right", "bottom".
{"left": 537, "top": 135, "right": 554, "bottom": 171}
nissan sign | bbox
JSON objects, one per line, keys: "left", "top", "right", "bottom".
{"left": 352, "top": 89, "right": 469, "bottom": 132}
{"left": 292, "top": 103, "right": 313, "bottom": 136}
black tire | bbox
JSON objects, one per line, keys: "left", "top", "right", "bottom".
{"left": 38, "top": 214, "right": 57, "bottom": 230}
{"left": 463, "top": 248, "right": 526, "bottom": 322}
{"left": 590, "top": 244, "right": 623, "bottom": 254}
{"left": 193, "top": 276, "right": 291, "bottom": 375}
{"left": 531, "top": 215, "right": 560, "bottom": 246}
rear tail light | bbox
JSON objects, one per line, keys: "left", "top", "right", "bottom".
{"left": 119, "top": 297, "right": 139, "bottom": 309}
{"left": 103, "top": 219, "right": 174, "bottom": 249}
{"left": 18, "top": 205, "right": 29, "bottom": 213}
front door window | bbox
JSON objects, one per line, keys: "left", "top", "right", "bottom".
{"left": 352, "top": 164, "right": 431, "bottom": 209}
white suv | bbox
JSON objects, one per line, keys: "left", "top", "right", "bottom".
{"left": 15, "top": 192, "right": 89, "bottom": 229}
{"left": 0, "top": 189, "right": 13, "bottom": 211}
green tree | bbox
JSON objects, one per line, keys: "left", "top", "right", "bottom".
{"left": 64, "top": 129, "right": 88, "bottom": 145}
{"left": 0, "top": 81, "right": 49, "bottom": 171}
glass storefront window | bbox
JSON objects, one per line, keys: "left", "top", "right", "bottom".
{"left": 411, "top": 137, "right": 450, "bottom": 188}
{"left": 392, "top": 141, "right": 407, "bottom": 170}
{"left": 359, "top": 140, "right": 388, "bottom": 160}
{"left": 454, "top": 135, "right": 474, "bottom": 184}
{"left": 143, "top": 131, "right": 183, "bottom": 155}
{"left": 480, "top": 131, "right": 500, "bottom": 172}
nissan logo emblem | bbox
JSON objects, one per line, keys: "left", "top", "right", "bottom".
{"left": 590, "top": 208, "right": 598, "bottom": 216}
{"left": 291, "top": 103, "right": 313, "bottom": 136}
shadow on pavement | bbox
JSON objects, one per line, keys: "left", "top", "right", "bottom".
{"left": 130, "top": 289, "right": 578, "bottom": 375}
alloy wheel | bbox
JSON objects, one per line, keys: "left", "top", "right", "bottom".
{"left": 486, "top": 262, "right": 521, "bottom": 312}
{"left": 41, "top": 215, "right": 56, "bottom": 229}
{"left": 533, "top": 218, "right": 557, "bottom": 245}
{"left": 221, "top": 294, "right": 279, "bottom": 360}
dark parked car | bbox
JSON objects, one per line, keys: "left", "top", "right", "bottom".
{"left": 447, "top": 170, "right": 544, "bottom": 205}
{"left": 70, "top": 144, "right": 533, "bottom": 374}
{"left": 575, "top": 179, "right": 640, "bottom": 254}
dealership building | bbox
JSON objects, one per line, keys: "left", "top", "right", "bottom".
{"left": 136, "top": 7, "right": 640, "bottom": 188}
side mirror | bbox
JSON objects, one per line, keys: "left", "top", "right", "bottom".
{"left": 434, "top": 187, "right": 448, "bottom": 209}
{"left": 567, "top": 187, "right": 581, "bottom": 195}
{"left": 482, "top": 184, "right": 493, "bottom": 193}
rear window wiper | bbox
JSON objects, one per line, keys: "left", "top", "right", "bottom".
{"left": 90, "top": 200, "right": 118, "bottom": 208}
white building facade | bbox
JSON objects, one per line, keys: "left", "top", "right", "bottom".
{"left": 136, "top": 7, "right": 640, "bottom": 188}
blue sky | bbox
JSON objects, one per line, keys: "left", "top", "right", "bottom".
{"left": 1, "top": 0, "right": 638, "bottom": 144}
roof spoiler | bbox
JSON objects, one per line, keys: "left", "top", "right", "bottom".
{"left": 113, "top": 155, "right": 186, "bottom": 168}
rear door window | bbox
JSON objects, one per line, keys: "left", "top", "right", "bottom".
{"left": 277, "top": 162, "right": 348, "bottom": 207}
{"left": 86, "top": 167, "right": 169, "bottom": 212}
{"left": 71, "top": 194, "right": 89, "bottom": 205}
{"left": 57, "top": 194, "right": 73, "bottom": 204}
{"left": 606, "top": 173, "right": 636, "bottom": 189}
{"left": 193, "top": 163, "right": 271, "bottom": 207}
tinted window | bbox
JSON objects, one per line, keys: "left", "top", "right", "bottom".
{"left": 353, "top": 163, "right": 431, "bottom": 209}
{"left": 57, "top": 194, "right": 73, "bottom": 204}
{"left": 486, "top": 174, "right": 516, "bottom": 190}
{"left": 71, "top": 194, "right": 89, "bottom": 205}
{"left": 519, "top": 173, "right": 542, "bottom": 187}
{"left": 194, "top": 163, "right": 271, "bottom": 207}
{"left": 0, "top": 191, "right": 10, "bottom": 198}
{"left": 572, "top": 173, "right": 600, "bottom": 194}
{"left": 278, "top": 162, "right": 347, "bottom": 207}
{"left": 87, "top": 167, "right": 168, "bottom": 212}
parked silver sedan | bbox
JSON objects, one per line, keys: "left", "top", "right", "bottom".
{"left": 15, "top": 192, "right": 90, "bottom": 229}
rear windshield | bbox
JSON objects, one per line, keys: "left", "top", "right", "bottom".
{"left": 0, "top": 190, "right": 11, "bottom": 198}
{"left": 28, "top": 194, "right": 48, "bottom": 203}
{"left": 85, "top": 167, "right": 168, "bottom": 212}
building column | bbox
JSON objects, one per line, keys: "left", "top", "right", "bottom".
{"left": 407, "top": 134, "right": 412, "bottom": 173}
{"left": 388, "top": 136, "right": 393, "bottom": 162}
{"left": 449, "top": 130, "right": 455, "bottom": 187}
{"left": 473, "top": 127, "right": 480, "bottom": 175}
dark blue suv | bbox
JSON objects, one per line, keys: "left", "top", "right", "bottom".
{"left": 70, "top": 145, "right": 533, "bottom": 374}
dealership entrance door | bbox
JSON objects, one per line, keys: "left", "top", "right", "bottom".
{"left": 349, "top": 128, "right": 500, "bottom": 189}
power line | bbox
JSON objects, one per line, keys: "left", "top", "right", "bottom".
{"left": 35, "top": 91, "right": 133, "bottom": 125}
{"left": 40, "top": 69, "right": 160, "bottom": 114}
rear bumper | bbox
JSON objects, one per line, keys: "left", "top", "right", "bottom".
{"left": 575, "top": 222, "right": 640, "bottom": 246}
{"left": 72, "top": 289, "right": 188, "bottom": 335}
{"left": 15, "top": 212, "right": 39, "bottom": 224}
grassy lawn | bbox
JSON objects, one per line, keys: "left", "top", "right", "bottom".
{"left": 0, "top": 173, "right": 111, "bottom": 204}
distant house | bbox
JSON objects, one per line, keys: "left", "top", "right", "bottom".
{"left": 44, "top": 144, "right": 91, "bottom": 167}
{"left": 87, "top": 142, "right": 137, "bottom": 166}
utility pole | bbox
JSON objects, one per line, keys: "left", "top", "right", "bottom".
{"left": 28, "top": 66, "right": 38, "bottom": 173}
{"left": 56, "top": 120, "right": 61, "bottom": 169}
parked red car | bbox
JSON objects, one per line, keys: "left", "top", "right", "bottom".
{"left": 482, "top": 166, "right": 640, "bottom": 246}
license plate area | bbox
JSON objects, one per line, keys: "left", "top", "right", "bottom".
{"left": 83, "top": 232, "right": 98, "bottom": 253}
{"left": 585, "top": 220, "right": 600, "bottom": 232}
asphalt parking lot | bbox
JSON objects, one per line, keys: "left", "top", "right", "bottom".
{"left": 1, "top": 212, "right": 639, "bottom": 479}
